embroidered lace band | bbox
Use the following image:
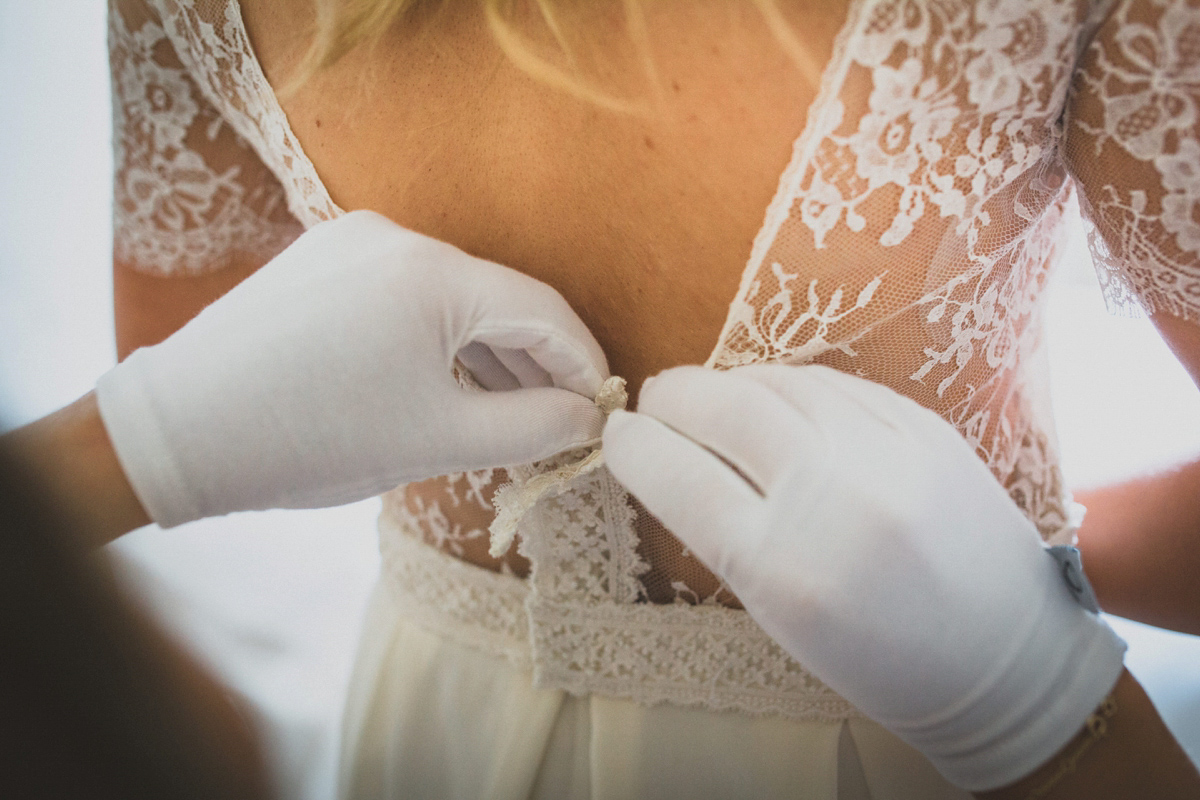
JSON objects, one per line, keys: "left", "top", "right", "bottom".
{"left": 380, "top": 509, "right": 864, "bottom": 723}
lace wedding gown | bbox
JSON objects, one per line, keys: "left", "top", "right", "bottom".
{"left": 109, "top": 0, "right": 1200, "bottom": 796}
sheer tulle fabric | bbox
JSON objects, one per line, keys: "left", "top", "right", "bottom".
{"left": 110, "top": 0, "right": 1200, "bottom": 794}
{"left": 109, "top": 0, "right": 307, "bottom": 273}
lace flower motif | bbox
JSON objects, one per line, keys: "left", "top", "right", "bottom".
{"left": 110, "top": 0, "right": 302, "bottom": 275}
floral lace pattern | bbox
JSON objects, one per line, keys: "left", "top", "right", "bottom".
{"left": 1067, "top": 0, "right": 1200, "bottom": 323}
{"left": 710, "top": 0, "right": 1099, "bottom": 537}
{"left": 398, "top": 470, "right": 498, "bottom": 558}
{"left": 388, "top": 469, "right": 534, "bottom": 577}
{"left": 109, "top": 0, "right": 303, "bottom": 274}
{"left": 147, "top": 0, "right": 340, "bottom": 228}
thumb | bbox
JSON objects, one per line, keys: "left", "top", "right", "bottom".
{"left": 453, "top": 387, "right": 607, "bottom": 468}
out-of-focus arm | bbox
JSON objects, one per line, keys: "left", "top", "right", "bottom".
{"left": 1075, "top": 313, "right": 1200, "bottom": 635}
{"left": 3, "top": 392, "right": 150, "bottom": 547}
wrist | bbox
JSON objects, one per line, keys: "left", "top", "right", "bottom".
{"left": 2, "top": 392, "right": 152, "bottom": 547}
{"left": 887, "top": 556, "right": 1127, "bottom": 791}
{"left": 977, "top": 669, "right": 1200, "bottom": 800}
{"left": 96, "top": 355, "right": 200, "bottom": 528}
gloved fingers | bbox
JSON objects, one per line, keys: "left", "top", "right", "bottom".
{"left": 454, "top": 387, "right": 607, "bottom": 467}
{"left": 603, "top": 408, "right": 764, "bottom": 573}
{"left": 741, "top": 364, "right": 929, "bottom": 437}
{"left": 636, "top": 366, "right": 827, "bottom": 495}
{"left": 491, "top": 346, "right": 555, "bottom": 388}
{"left": 469, "top": 323, "right": 607, "bottom": 400}
{"left": 464, "top": 268, "right": 608, "bottom": 398}
{"left": 455, "top": 342, "right": 559, "bottom": 392}
{"left": 457, "top": 341, "right": 521, "bottom": 391}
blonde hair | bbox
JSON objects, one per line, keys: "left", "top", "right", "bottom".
{"left": 289, "top": 0, "right": 822, "bottom": 112}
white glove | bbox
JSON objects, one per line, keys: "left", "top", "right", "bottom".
{"left": 98, "top": 210, "right": 608, "bottom": 528}
{"left": 602, "top": 364, "right": 1126, "bottom": 791}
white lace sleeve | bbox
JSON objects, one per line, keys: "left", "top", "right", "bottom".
{"left": 1065, "top": 0, "right": 1200, "bottom": 323}
{"left": 108, "top": 0, "right": 302, "bottom": 276}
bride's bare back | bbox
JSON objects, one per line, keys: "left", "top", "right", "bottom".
{"left": 236, "top": 1, "right": 847, "bottom": 396}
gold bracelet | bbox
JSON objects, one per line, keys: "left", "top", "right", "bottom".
{"left": 1024, "top": 693, "right": 1119, "bottom": 799}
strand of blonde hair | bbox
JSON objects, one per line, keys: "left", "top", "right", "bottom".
{"left": 285, "top": 0, "right": 819, "bottom": 109}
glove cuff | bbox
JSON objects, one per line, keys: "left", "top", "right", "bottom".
{"left": 892, "top": 564, "right": 1128, "bottom": 791}
{"left": 95, "top": 352, "right": 200, "bottom": 529}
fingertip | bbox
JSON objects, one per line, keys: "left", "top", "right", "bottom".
{"left": 601, "top": 407, "right": 633, "bottom": 438}
{"left": 563, "top": 362, "right": 608, "bottom": 400}
{"left": 601, "top": 410, "right": 762, "bottom": 510}
{"left": 635, "top": 365, "right": 715, "bottom": 416}
{"left": 599, "top": 408, "right": 649, "bottom": 469}
{"left": 466, "top": 266, "right": 609, "bottom": 398}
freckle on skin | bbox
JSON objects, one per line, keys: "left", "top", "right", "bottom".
{"left": 672, "top": 80, "right": 681, "bottom": 93}
{"left": 644, "top": 135, "right": 655, "bottom": 150}
{"left": 315, "top": 118, "right": 322, "bottom": 128}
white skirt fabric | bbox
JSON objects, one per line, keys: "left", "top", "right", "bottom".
{"left": 338, "top": 579, "right": 972, "bottom": 800}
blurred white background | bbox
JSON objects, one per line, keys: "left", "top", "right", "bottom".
{"left": 1, "top": 2, "right": 1198, "bottom": 797}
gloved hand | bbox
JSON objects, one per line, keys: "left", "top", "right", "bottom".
{"left": 602, "top": 364, "right": 1126, "bottom": 792}
{"left": 98, "top": 210, "right": 608, "bottom": 528}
